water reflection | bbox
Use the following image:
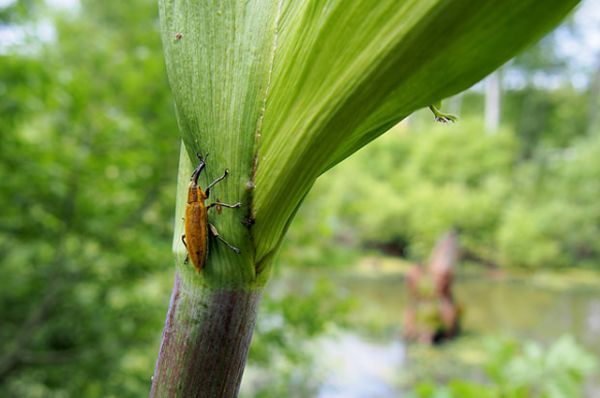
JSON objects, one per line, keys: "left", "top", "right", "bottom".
{"left": 336, "top": 272, "right": 600, "bottom": 356}
{"left": 245, "top": 265, "right": 600, "bottom": 397}
{"left": 316, "top": 268, "right": 600, "bottom": 396}
{"left": 587, "top": 300, "right": 600, "bottom": 335}
{"left": 316, "top": 333, "right": 404, "bottom": 398}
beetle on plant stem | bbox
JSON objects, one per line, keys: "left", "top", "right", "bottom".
{"left": 181, "top": 153, "right": 241, "bottom": 272}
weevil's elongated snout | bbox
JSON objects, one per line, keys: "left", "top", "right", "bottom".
{"left": 191, "top": 162, "right": 205, "bottom": 185}
{"left": 190, "top": 152, "right": 208, "bottom": 185}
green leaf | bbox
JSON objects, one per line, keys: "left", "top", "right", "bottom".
{"left": 252, "top": 0, "right": 579, "bottom": 263}
{"left": 160, "top": 1, "right": 281, "bottom": 285}
{"left": 159, "top": 0, "right": 579, "bottom": 282}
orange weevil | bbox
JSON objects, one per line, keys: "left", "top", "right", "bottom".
{"left": 181, "top": 153, "right": 241, "bottom": 271}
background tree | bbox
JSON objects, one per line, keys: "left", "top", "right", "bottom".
{"left": 0, "top": 1, "right": 179, "bottom": 394}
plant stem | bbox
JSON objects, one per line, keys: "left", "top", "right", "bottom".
{"left": 150, "top": 273, "right": 261, "bottom": 397}
{"left": 150, "top": 143, "right": 264, "bottom": 397}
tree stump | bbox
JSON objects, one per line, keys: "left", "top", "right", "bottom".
{"left": 403, "top": 230, "right": 461, "bottom": 344}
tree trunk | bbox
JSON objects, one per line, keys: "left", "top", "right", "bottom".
{"left": 485, "top": 70, "right": 502, "bottom": 134}
{"left": 587, "top": 54, "right": 600, "bottom": 135}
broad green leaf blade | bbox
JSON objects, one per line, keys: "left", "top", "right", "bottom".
{"left": 252, "top": 0, "right": 579, "bottom": 263}
{"left": 159, "top": 0, "right": 281, "bottom": 284}
{"left": 159, "top": 0, "right": 579, "bottom": 279}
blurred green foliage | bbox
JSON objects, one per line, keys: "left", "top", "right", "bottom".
{"left": 244, "top": 277, "right": 355, "bottom": 398}
{"left": 288, "top": 112, "right": 600, "bottom": 269}
{"left": 0, "top": 0, "right": 179, "bottom": 395}
{"left": 0, "top": 0, "right": 41, "bottom": 24}
{"left": 410, "top": 335, "right": 598, "bottom": 398}
{"left": 504, "top": 87, "right": 589, "bottom": 156}
{"left": 1, "top": 0, "right": 599, "bottom": 396}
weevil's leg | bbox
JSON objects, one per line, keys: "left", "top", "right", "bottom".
{"left": 205, "top": 169, "right": 229, "bottom": 198}
{"left": 181, "top": 235, "right": 189, "bottom": 263}
{"left": 207, "top": 201, "right": 242, "bottom": 210}
{"left": 209, "top": 223, "right": 241, "bottom": 254}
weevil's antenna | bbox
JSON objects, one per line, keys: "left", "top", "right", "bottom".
{"left": 196, "top": 152, "right": 209, "bottom": 161}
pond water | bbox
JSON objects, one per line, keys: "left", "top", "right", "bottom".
{"left": 336, "top": 269, "right": 600, "bottom": 352}
{"left": 256, "top": 261, "right": 600, "bottom": 397}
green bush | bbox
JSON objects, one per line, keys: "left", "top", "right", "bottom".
{"left": 410, "top": 335, "right": 598, "bottom": 398}
{"left": 285, "top": 113, "right": 600, "bottom": 269}
{"left": 287, "top": 118, "right": 516, "bottom": 264}
{"left": 498, "top": 133, "right": 600, "bottom": 268}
